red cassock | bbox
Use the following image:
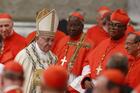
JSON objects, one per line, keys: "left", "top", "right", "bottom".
{"left": 86, "top": 25, "right": 109, "bottom": 46}
{"left": 54, "top": 34, "right": 95, "bottom": 76}
{"left": 125, "top": 56, "right": 140, "bottom": 88}
{"left": 4, "top": 88, "right": 22, "bottom": 93}
{"left": 25, "top": 31, "right": 36, "bottom": 45}
{"left": 0, "top": 31, "right": 26, "bottom": 64}
{"left": 52, "top": 30, "right": 66, "bottom": 51}
{"left": 83, "top": 36, "right": 128, "bottom": 80}
{"left": 0, "top": 46, "right": 14, "bottom": 64}
{"left": 4, "top": 31, "right": 26, "bottom": 57}
{"left": 126, "top": 25, "right": 135, "bottom": 34}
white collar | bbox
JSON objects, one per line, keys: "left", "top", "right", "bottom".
{"left": 3, "top": 85, "right": 20, "bottom": 93}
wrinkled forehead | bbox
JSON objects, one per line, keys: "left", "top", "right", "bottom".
{"left": 68, "top": 16, "right": 83, "bottom": 26}
{"left": 126, "top": 33, "right": 137, "bottom": 41}
{"left": 99, "top": 10, "right": 110, "bottom": 16}
{"left": 110, "top": 20, "right": 121, "bottom": 24}
{"left": 68, "top": 16, "right": 81, "bottom": 22}
{"left": 0, "top": 18, "right": 12, "bottom": 24}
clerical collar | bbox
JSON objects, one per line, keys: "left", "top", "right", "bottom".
{"left": 35, "top": 42, "right": 49, "bottom": 55}
{"left": 110, "top": 35, "right": 126, "bottom": 44}
{"left": 3, "top": 85, "right": 20, "bottom": 93}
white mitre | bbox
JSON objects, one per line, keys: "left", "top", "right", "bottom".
{"left": 36, "top": 8, "right": 59, "bottom": 37}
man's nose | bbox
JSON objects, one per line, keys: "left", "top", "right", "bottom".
{"left": 2, "top": 26, "right": 6, "bottom": 32}
{"left": 70, "top": 26, "right": 75, "bottom": 30}
{"left": 125, "top": 44, "right": 128, "bottom": 49}
{"left": 48, "top": 40, "right": 53, "bottom": 46}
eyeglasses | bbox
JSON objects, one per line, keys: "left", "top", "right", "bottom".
{"left": 125, "top": 41, "right": 137, "bottom": 46}
{"left": 109, "top": 22, "right": 126, "bottom": 28}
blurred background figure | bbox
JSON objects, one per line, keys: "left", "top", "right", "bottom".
{"left": 0, "top": 13, "right": 26, "bottom": 64}
{"left": 86, "top": 6, "right": 111, "bottom": 46}
{"left": 41, "top": 65, "right": 69, "bottom": 93}
{"left": 106, "top": 52, "right": 128, "bottom": 75}
{"left": 1, "top": 62, "right": 24, "bottom": 93}
{"left": 94, "top": 69, "right": 132, "bottom": 93}
{"left": 96, "top": 6, "right": 111, "bottom": 27}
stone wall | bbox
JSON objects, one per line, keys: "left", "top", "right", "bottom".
{"left": 0, "top": 0, "right": 127, "bottom": 23}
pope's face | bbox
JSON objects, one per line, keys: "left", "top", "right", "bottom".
{"left": 0, "top": 18, "right": 13, "bottom": 39}
{"left": 36, "top": 35, "right": 54, "bottom": 53}
{"left": 67, "top": 16, "right": 83, "bottom": 38}
{"left": 125, "top": 34, "right": 139, "bottom": 56}
{"left": 108, "top": 21, "right": 126, "bottom": 40}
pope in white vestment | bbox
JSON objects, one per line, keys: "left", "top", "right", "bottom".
{"left": 15, "top": 8, "right": 59, "bottom": 93}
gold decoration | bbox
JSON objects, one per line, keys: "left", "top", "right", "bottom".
{"left": 96, "top": 65, "right": 102, "bottom": 75}
{"left": 68, "top": 33, "right": 86, "bottom": 71}
{"left": 36, "top": 8, "right": 50, "bottom": 21}
{"left": 32, "top": 69, "right": 44, "bottom": 86}
{"left": 36, "top": 8, "right": 56, "bottom": 35}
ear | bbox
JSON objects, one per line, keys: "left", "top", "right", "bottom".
{"left": 10, "top": 20, "right": 14, "bottom": 27}
{"left": 35, "top": 35, "right": 39, "bottom": 41}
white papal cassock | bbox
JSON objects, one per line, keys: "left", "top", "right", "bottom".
{"left": 15, "top": 8, "right": 59, "bottom": 93}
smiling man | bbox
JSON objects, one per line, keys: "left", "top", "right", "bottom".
{"left": 15, "top": 8, "right": 59, "bottom": 93}
{"left": 53, "top": 12, "right": 94, "bottom": 93}
{"left": 0, "top": 13, "right": 26, "bottom": 64}
{"left": 124, "top": 32, "right": 140, "bottom": 88}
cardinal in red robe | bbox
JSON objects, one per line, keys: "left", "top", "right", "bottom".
{"left": 0, "top": 13, "right": 26, "bottom": 63}
{"left": 125, "top": 32, "right": 140, "bottom": 88}
{"left": 54, "top": 12, "right": 95, "bottom": 93}
{"left": 81, "top": 9, "right": 130, "bottom": 89}
{"left": 1, "top": 62, "right": 24, "bottom": 93}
